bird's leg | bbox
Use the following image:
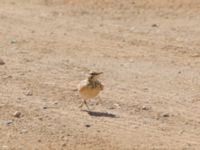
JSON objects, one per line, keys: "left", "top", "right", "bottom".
{"left": 79, "top": 99, "right": 90, "bottom": 110}
{"left": 79, "top": 99, "right": 84, "bottom": 108}
{"left": 84, "top": 100, "right": 90, "bottom": 110}
{"left": 96, "top": 96, "right": 103, "bottom": 105}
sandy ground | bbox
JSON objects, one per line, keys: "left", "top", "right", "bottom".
{"left": 0, "top": 0, "right": 200, "bottom": 149}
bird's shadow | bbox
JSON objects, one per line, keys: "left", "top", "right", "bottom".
{"left": 82, "top": 110, "right": 118, "bottom": 118}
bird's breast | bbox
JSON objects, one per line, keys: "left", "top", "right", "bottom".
{"left": 78, "top": 79, "right": 104, "bottom": 99}
{"left": 79, "top": 87, "right": 101, "bottom": 99}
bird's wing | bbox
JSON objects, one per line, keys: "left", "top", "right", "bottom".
{"left": 77, "top": 80, "right": 89, "bottom": 91}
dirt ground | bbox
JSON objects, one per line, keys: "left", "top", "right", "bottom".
{"left": 0, "top": 0, "right": 200, "bottom": 149}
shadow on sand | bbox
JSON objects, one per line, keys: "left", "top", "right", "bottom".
{"left": 82, "top": 110, "right": 118, "bottom": 118}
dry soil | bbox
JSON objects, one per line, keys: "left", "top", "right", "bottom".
{"left": 0, "top": 0, "right": 200, "bottom": 149}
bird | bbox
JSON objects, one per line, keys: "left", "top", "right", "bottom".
{"left": 78, "top": 71, "right": 104, "bottom": 109}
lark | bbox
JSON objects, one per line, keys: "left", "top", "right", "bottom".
{"left": 78, "top": 71, "right": 104, "bottom": 109}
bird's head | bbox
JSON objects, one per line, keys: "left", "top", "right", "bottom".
{"left": 89, "top": 71, "right": 103, "bottom": 80}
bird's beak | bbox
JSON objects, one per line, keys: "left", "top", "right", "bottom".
{"left": 97, "top": 72, "right": 103, "bottom": 75}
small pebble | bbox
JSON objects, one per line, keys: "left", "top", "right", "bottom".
{"left": 142, "top": 106, "right": 150, "bottom": 110}
{"left": 85, "top": 124, "right": 91, "bottom": 128}
{"left": 43, "top": 106, "right": 48, "bottom": 109}
{"left": 25, "top": 91, "right": 33, "bottom": 96}
{"left": 161, "top": 113, "right": 170, "bottom": 117}
{"left": 109, "top": 103, "right": 121, "bottom": 109}
{"left": 20, "top": 129, "right": 28, "bottom": 134}
{"left": 10, "top": 40, "right": 17, "bottom": 44}
{"left": 13, "top": 111, "right": 21, "bottom": 118}
{"left": 152, "top": 24, "right": 158, "bottom": 27}
{"left": 0, "top": 58, "right": 5, "bottom": 65}
{"left": 114, "top": 103, "right": 120, "bottom": 108}
{"left": 1, "top": 120, "right": 13, "bottom": 125}
{"left": 38, "top": 117, "right": 43, "bottom": 121}
{"left": 53, "top": 102, "right": 58, "bottom": 105}
{"left": 143, "top": 88, "right": 149, "bottom": 91}
{"left": 6, "top": 120, "right": 13, "bottom": 125}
